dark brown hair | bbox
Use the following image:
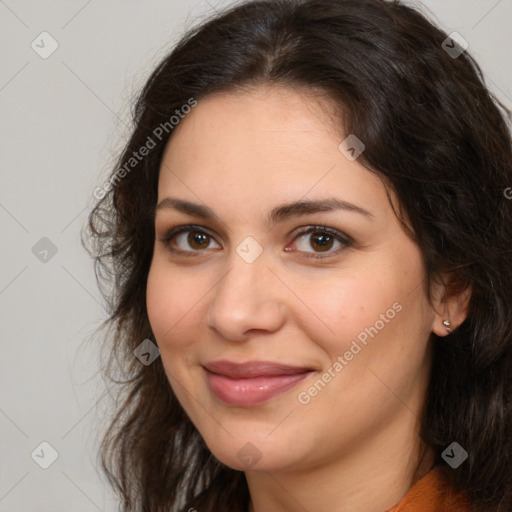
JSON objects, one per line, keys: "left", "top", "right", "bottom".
{"left": 82, "top": 0, "right": 512, "bottom": 510}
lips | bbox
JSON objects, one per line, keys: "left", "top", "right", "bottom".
{"left": 203, "top": 360, "right": 314, "bottom": 378}
{"left": 202, "top": 360, "right": 315, "bottom": 406}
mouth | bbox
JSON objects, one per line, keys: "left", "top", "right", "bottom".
{"left": 202, "top": 360, "right": 316, "bottom": 406}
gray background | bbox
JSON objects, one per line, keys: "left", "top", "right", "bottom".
{"left": 1, "top": 0, "right": 510, "bottom": 510}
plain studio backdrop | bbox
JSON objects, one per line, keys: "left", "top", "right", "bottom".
{"left": 0, "top": 1, "right": 510, "bottom": 510}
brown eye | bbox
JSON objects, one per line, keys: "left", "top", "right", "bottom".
{"left": 161, "top": 226, "right": 221, "bottom": 254}
{"left": 289, "top": 226, "right": 352, "bottom": 259}
{"left": 308, "top": 231, "right": 335, "bottom": 252}
{"left": 187, "top": 230, "right": 210, "bottom": 250}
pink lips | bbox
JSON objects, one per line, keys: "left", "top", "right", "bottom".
{"left": 203, "top": 360, "right": 315, "bottom": 406}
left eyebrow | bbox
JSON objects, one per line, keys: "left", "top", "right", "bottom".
{"left": 266, "top": 198, "right": 374, "bottom": 225}
{"left": 155, "top": 197, "right": 374, "bottom": 226}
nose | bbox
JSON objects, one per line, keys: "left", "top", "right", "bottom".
{"left": 206, "top": 250, "right": 286, "bottom": 341}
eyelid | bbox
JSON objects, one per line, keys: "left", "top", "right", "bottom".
{"left": 158, "top": 223, "right": 353, "bottom": 258}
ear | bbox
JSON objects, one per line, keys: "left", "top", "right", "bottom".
{"left": 430, "top": 273, "right": 472, "bottom": 337}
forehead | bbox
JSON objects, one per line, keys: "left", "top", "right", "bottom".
{"left": 157, "top": 85, "right": 391, "bottom": 222}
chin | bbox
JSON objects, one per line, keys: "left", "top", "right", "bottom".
{"left": 206, "top": 440, "right": 289, "bottom": 472}
{"left": 195, "top": 419, "right": 303, "bottom": 473}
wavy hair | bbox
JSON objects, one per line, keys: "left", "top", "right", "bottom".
{"left": 82, "top": 0, "right": 512, "bottom": 510}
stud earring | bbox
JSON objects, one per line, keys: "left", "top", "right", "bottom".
{"left": 443, "top": 320, "right": 453, "bottom": 333}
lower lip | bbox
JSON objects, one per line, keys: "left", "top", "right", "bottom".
{"left": 204, "top": 369, "right": 313, "bottom": 406}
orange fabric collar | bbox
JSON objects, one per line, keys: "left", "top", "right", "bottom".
{"left": 385, "top": 465, "right": 472, "bottom": 512}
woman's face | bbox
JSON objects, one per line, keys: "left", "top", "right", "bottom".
{"left": 146, "top": 85, "right": 442, "bottom": 473}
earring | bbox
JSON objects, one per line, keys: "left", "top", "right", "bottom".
{"left": 443, "top": 320, "right": 453, "bottom": 333}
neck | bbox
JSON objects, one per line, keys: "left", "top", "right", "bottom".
{"left": 245, "top": 409, "right": 436, "bottom": 512}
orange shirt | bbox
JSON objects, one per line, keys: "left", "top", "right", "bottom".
{"left": 385, "top": 465, "right": 472, "bottom": 512}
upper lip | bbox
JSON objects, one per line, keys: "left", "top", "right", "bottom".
{"left": 203, "top": 360, "right": 315, "bottom": 378}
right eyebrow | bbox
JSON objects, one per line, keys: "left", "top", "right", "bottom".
{"left": 156, "top": 197, "right": 221, "bottom": 221}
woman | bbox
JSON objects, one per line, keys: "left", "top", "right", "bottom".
{"left": 83, "top": 0, "right": 512, "bottom": 510}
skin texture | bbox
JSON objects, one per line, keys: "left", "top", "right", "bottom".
{"left": 146, "top": 85, "right": 471, "bottom": 512}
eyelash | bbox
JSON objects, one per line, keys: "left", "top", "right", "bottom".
{"left": 159, "top": 224, "right": 353, "bottom": 259}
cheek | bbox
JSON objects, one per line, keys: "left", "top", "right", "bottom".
{"left": 146, "top": 261, "right": 207, "bottom": 358}
{"left": 298, "top": 272, "right": 400, "bottom": 350}
{"left": 146, "top": 264, "right": 169, "bottom": 339}
{"left": 299, "top": 255, "right": 428, "bottom": 364}
{"left": 146, "top": 263, "right": 184, "bottom": 346}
